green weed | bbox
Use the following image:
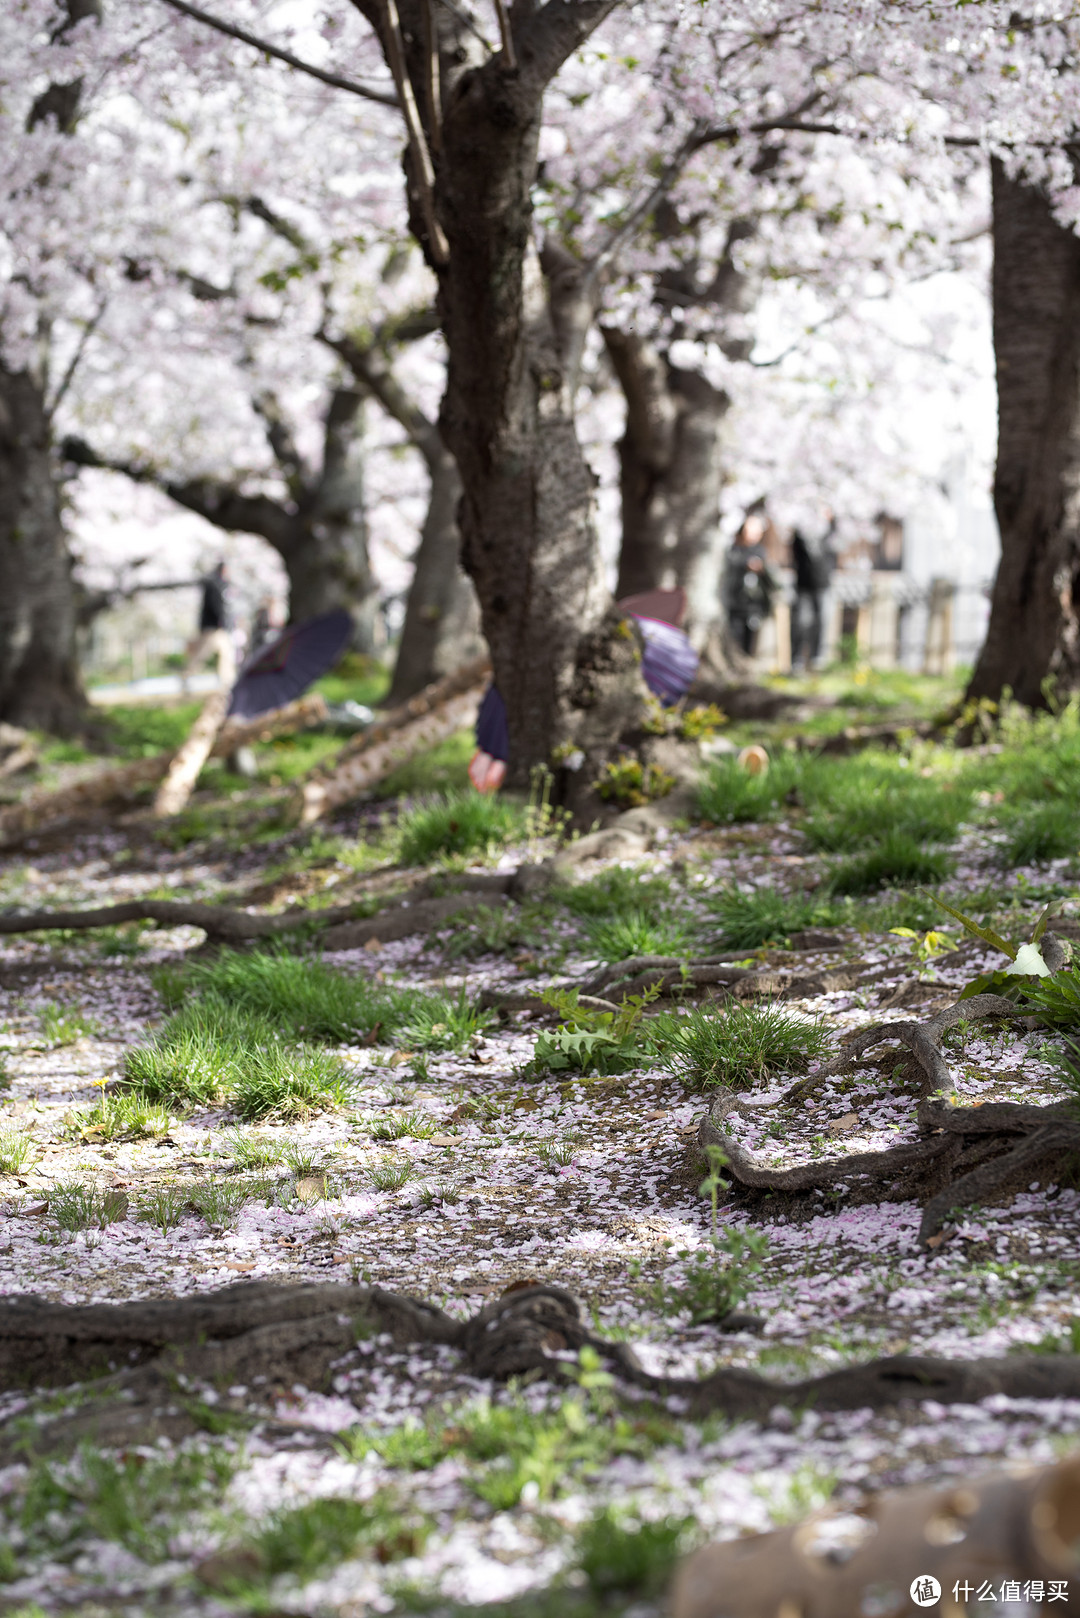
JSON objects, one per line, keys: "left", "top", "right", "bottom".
{"left": 520, "top": 986, "right": 660, "bottom": 1078}
{"left": 186, "top": 1179, "right": 259, "bottom": 1227}
{"left": 801, "top": 756, "right": 968, "bottom": 853}
{"left": 345, "top": 1390, "right": 673, "bottom": 1511}
{"left": 657, "top": 1001, "right": 828, "bottom": 1089}
{"left": 651, "top": 1229, "right": 769, "bottom": 1324}
{"left": 396, "top": 790, "right": 525, "bottom": 865}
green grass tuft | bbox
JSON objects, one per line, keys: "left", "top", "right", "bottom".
{"left": 658, "top": 1001, "right": 828, "bottom": 1089}
{"left": 396, "top": 790, "right": 525, "bottom": 865}
{"left": 704, "top": 887, "right": 843, "bottom": 950}
{"left": 825, "top": 832, "right": 952, "bottom": 895}
{"left": 696, "top": 753, "right": 801, "bottom": 825}
{"left": 584, "top": 907, "right": 690, "bottom": 962}
{"left": 577, "top": 1508, "right": 691, "bottom": 1597}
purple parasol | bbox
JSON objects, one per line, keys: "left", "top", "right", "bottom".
{"left": 227, "top": 608, "right": 354, "bottom": 720}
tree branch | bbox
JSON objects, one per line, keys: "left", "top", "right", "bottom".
{"left": 153, "top": 0, "right": 400, "bottom": 109}
{"left": 60, "top": 435, "right": 295, "bottom": 550}
{"left": 378, "top": 0, "right": 449, "bottom": 264}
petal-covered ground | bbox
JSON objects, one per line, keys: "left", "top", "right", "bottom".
{"left": 2, "top": 725, "right": 1080, "bottom": 1616}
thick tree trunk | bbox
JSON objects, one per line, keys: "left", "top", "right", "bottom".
{"left": 277, "top": 516, "right": 378, "bottom": 651}
{"left": 387, "top": 441, "right": 482, "bottom": 703}
{"left": 436, "top": 89, "right": 629, "bottom": 786}
{"left": 604, "top": 329, "right": 730, "bottom": 631}
{"left": 967, "top": 158, "right": 1080, "bottom": 708}
{"left": 0, "top": 366, "right": 84, "bottom": 733}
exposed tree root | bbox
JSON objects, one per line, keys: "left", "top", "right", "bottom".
{"left": 672, "top": 1453, "right": 1080, "bottom": 1618}
{"left": 700, "top": 992, "right": 1080, "bottom": 1244}
{"left": 0, "top": 883, "right": 515, "bottom": 948}
{"left": 4, "top": 1281, "right": 1080, "bottom": 1460}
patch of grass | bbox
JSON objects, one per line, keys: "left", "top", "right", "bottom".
{"left": 584, "top": 907, "right": 690, "bottom": 962}
{"left": 239, "top": 1493, "right": 422, "bottom": 1585}
{"left": 39, "top": 1001, "right": 98, "bottom": 1047}
{"left": 825, "top": 832, "right": 952, "bottom": 896}
{"left": 223, "top": 1130, "right": 286, "bottom": 1170}
{"left": 7, "top": 1441, "right": 236, "bottom": 1569}
{"left": 0, "top": 1131, "right": 36, "bottom": 1174}
{"left": 398, "top": 984, "right": 493, "bottom": 1052}
{"left": 555, "top": 866, "right": 672, "bottom": 921}
{"left": 520, "top": 987, "right": 658, "bottom": 1079}
{"left": 369, "top": 1110, "right": 436, "bottom": 1141}
{"left": 232, "top": 1044, "right": 351, "bottom": 1121}
{"left": 186, "top": 1178, "right": 260, "bottom": 1227}
{"left": 130, "top": 1000, "right": 345, "bottom": 1122}
{"left": 704, "top": 887, "right": 844, "bottom": 950}
{"left": 374, "top": 727, "right": 475, "bottom": 798}
{"left": 95, "top": 922, "right": 152, "bottom": 958}
{"left": 696, "top": 752, "right": 801, "bottom": 825}
{"left": 396, "top": 790, "right": 526, "bottom": 865}
{"left": 137, "top": 1185, "right": 188, "bottom": 1236}
{"left": 657, "top": 1001, "right": 828, "bottom": 1089}
{"left": 98, "top": 704, "right": 203, "bottom": 758}
{"left": 577, "top": 1508, "right": 691, "bottom": 1598}
{"left": 437, "top": 901, "right": 551, "bottom": 962}
{"left": 168, "top": 949, "right": 415, "bottom": 1045}
{"left": 65, "top": 1093, "right": 171, "bottom": 1142}
{"left": 49, "top": 1182, "right": 129, "bottom": 1232}
{"left": 348, "top": 1389, "right": 675, "bottom": 1511}
{"left": 370, "top": 1158, "right": 414, "bottom": 1191}
{"left": 801, "top": 755, "right": 969, "bottom": 854}
{"left": 998, "top": 801, "right": 1080, "bottom": 866}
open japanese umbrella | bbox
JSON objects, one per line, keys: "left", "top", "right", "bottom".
{"left": 227, "top": 608, "right": 354, "bottom": 720}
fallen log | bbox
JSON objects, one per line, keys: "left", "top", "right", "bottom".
{"left": 672, "top": 1453, "right": 1080, "bottom": 1618}
{"left": 700, "top": 992, "right": 1080, "bottom": 1244}
{"left": 291, "top": 654, "right": 490, "bottom": 825}
{"left": 5, "top": 1280, "right": 1080, "bottom": 1460}
{"left": 0, "top": 693, "right": 328, "bottom": 848}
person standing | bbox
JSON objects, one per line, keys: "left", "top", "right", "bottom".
{"left": 790, "top": 511, "right": 836, "bottom": 671}
{"left": 182, "top": 562, "right": 234, "bottom": 690}
{"left": 722, "top": 511, "right": 778, "bottom": 656}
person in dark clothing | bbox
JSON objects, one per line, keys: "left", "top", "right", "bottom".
{"left": 183, "top": 562, "right": 234, "bottom": 691}
{"left": 199, "top": 562, "right": 230, "bottom": 632}
{"left": 722, "top": 514, "right": 778, "bottom": 656}
{"left": 790, "top": 516, "right": 836, "bottom": 670}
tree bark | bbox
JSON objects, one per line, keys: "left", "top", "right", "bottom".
{"left": 966, "top": 157, "right": 1080, "bottom": 708}
{"left": 604, "top": 328, "right": 730, "bottom": 630}
{"left": 351, "top": 0, "right": 637, "bottom": 791}
{"left": 0, "top": 366, "right": 84, "bottom": 733}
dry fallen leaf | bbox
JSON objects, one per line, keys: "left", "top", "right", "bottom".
{"left": 363, "top": 935, "right": 382, "bottom": 953}
{"left": 430, "top": 1134, "right": 457, "bottom": 1147}
{"left": 223, "top": 1260, "right": 255, "bottom": 1273}
{"left": 925, "top": 1231, "right": 948, "bottom": 1249}
{"left": 294, "top": 1174, "right": 327, "bottom": 1203}
{"left": 388, "top": 1050, "right": 413, "bottom": 1067}
{"left": 828, "top": 1112, "right": 860, "bottom": 1135}
{"left": 20, "top": 1200, "right": 49, "bottom": 1217}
